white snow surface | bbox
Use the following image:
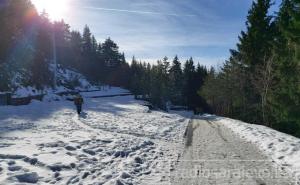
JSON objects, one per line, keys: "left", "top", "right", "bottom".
{"left": 209, "top": 115, "right": 300, "bottom": 179}
{"left": 0, "top": 91, "right": 191, "bottom": 184}
{"left": 54, "top": 65, "right": 98, "bottom": 92}
{"left": 12, "top": 86, "right": 45, "bottom": 98}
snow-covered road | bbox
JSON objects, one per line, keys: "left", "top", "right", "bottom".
{"left": 1, "top": 89, "right": 299, "bottom": 185}
{"left": 0, "top": 92, "right": 191, "bottom": 185}
{"left": 171, "top": 117, "right": 294, "bottom": 185}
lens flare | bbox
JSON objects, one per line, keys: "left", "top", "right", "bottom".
{"left": 31, "top": 0, "right": 69, "bottom": 20}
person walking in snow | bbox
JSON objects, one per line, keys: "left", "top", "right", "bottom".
{"left": 74, "top": 94, "right": 84, "bottom": 115}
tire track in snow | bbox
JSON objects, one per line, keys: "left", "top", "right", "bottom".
{"left": 171, "top": 118, "right": 294, "bottom": 185}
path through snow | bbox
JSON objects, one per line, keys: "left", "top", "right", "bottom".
{"left": 171, "top": 117, "right": 295, "bottom": 185}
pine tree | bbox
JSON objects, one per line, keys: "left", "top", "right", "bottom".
{"left": 91, "top": 36, "right": 97, "bottom": 53}
{"left": 271, "top": 0, "right": 300, "bottom": 136}
{"left": 236, "top": 0, "right": 276, "bottom": 124}
{"left": 101, "top": 38, "right": 121, "bottom": 68}
{"left": 69, "top": 31, "right": 83, "bottom": 70}
{"left": 169, "top": 56, "right": 183, "bottom": 105}
{"left": 129, "top": 56, "right": 140, "bottom": 97}
{"left": 149, "top": 60, "right": 169, "bottom": 110}
{"left": 183, "top": 57, "right": 195, "bottom": 108}
{"left": 82, "top": 25, "right": 92, "bottom": 54}
{"left": 53, "top": 20, "right": 71, "bottom": 68}
{"left": 238, "top": 0, "right": 274, "bottom": 67}
{"left": 30, "top": 12, "right": 52, "bottom": 89}
{"left": 201, "top": 67, "right": 219, "bottom": 113}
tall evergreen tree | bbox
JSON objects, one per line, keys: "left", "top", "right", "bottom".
{"left": 53, "top": 20, "right": 71, "bottom": 67}
{"left": 101, "top": 38, "right": 121, "bottom": 68}
{"left": 69, "top": 31, "right": 83, "bottom": 70}
{"left": 169, "top": 56, "right": 183, "bottom": 105}
{"left": 271, "top": 0, "right": 300, "bottom": 135}
{"left": 183, "top": 57, "right": 195, "bottom": 108}
{"left": 30, "top": 12, "right": 52, "bottom": 89}
{"left": 82, "top": 25, "right": 92, "bottom": 54}
{"left": 237, "top": 0, "right": 275, "bottom": 124}
{"left": 91, "top": 35, "right": 97, "bottom": 54}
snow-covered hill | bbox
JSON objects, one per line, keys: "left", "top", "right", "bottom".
{"left": 0, "top": 90, "right": 192, "bottom": 184}
{"left": 9, "top": 65, "right": 98, "bottom": 98}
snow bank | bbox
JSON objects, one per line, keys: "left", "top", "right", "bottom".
{"left": 212, "top": 116, "right": 300, "bottom": 180}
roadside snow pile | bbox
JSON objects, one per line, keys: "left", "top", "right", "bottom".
{"left": 0, "top": 92, "right": 191, "bottom": 184}
{"left": 215, "top": 116, "right": 300, "bottom": 178}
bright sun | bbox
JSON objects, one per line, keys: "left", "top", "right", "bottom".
{"left": 31, "top": 0, "right": 69, "bottom": 20}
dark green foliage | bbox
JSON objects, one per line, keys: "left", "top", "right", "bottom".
{"left": 237, "top": 0, "right": 274, "bottom": 67}
{"left": 82, "top": 25, "right": 92, "bottom": 55}
{"left": 169, "top": 56, "right": 183, "bottom": 105}
{"left": 271, "top": 0, "right": 300, "bottom": 136}
{"left": 202, "top": 0, "right": 275, "bottom": 123}
{"left": 201, "top": 0, "right": 300, "bottom": 137}
{"left": 149, "top": 61, "right": 169, "bottom": 110}
{"left": 182, "top": 58, "right": 210, "bottom": 113}
{"left": 183, "top": 58, "right": 195, "bottom": 107}
{"left": 128, "top": 56, "right": 209, "bottom": 112}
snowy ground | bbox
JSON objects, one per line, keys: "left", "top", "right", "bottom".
{"left": 0, "top": 90, "right": 191, "bottom": 184}
{"left": 171, "top": 117, "right": 296, "bottom": 185}
{"left": 2, "top": 89, "right": 300, "bottom": 185}
{"left": 214, "top": 115, "right": 300, "bottom": 183}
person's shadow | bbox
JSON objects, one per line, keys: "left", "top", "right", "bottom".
{"left": 80, "top": 112, "right": 88, "bottom": 119}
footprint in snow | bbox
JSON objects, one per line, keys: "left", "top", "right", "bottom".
{"left": 13, "top": 172, "right": 39, "bottom": 184}
{"left": 292, "top": 145, "right": 300, "bottom": 152}
{"left": 8, "top": 165, "right": 22, "bottom": 171}
{"left": 278, "top": 156, "right": 285, "bottom": 160}
{"left": 82, "top": 149, "right": 96, "bottom": 156}
{"left": 65, "top": 145, "right": 77, "bottom": 151}
{"left": 268, "top": 143, "right": 274, "bottom": 149}
{"left": 7, "top": 160, "right": 16, "bottom": 166}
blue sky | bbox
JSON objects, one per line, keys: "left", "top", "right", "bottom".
{"left": 34, "top": 0, "right": 280, "bottom": 66}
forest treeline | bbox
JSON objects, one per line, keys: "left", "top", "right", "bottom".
{"left": 201, "top": 0, "right": 300, "bottom": 137}
{"left": 0, "top": 0, "right": 210, "bottom": 113}
{"left": 0, "top": 0, "right": 299, "bottom": 137}
{"left": 0, "top": 0, "right": 128, "bottom": 89}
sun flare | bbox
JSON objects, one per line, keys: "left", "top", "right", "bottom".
{"left": 31, "top": 0, "right": 69, "bottom": 20}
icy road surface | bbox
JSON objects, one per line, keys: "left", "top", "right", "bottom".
{"left": 171, "top": 117, "right": 295, "bottom": 185}
{"left": 0, "top": 94, "right": 191, "bottom": 184}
